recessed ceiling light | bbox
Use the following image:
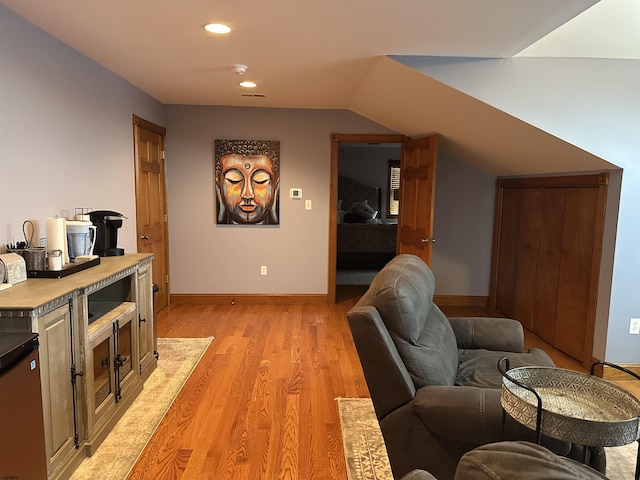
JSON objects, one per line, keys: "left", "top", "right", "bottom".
{"left": 204, "top": 23, "right": 231, "bottom": 34}
{"left": 240, "top": 81, "right": 257, "bottom": 88}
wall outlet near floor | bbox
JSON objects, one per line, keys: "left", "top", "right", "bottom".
{"left": 260, "top": 265, "right": 267, "bottom": 276}
{"left": 630, "top": 318, "right": 640, "bottom": 335}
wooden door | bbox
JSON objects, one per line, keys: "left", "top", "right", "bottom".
{"left": 133, "top": 115, "right": 169, "bottom": 311}
{"left": 511, "top": 188, "right": 542, "bottom": 331}
{"left": 396, "top": 135, "right": 438, "bottom": 265}
{"left": 495, "top": 188, "right": 542, "bottom": 329}
{"left": 554, "top": 187, "right": 600, "bottom": 361}
{"left": 491, "top": 174, "right": 608, "bottom": 367}
{"left": 494, "top": 188, "right": 520, "bottom": 318}
{"left": 532, "top": 188, "right": 565, "bottom": 343}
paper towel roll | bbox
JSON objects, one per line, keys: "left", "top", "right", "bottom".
{"left": 46, "top": 217, "right": 69, "bottom": 265}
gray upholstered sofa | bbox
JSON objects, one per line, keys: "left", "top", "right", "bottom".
{"left": 347, "top": 254, "right": 605, "bottom": 480}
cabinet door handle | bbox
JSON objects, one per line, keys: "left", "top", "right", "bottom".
{"left": 114, "top": 354, "right": 127, "bottom": 369}
{"left": 140, "top": 235, "right": 149, "bottom": 240}
{"left": 71, "top": 365, "right": 84, "bottom": 384}
{"left": 139, "top": 314, "right": 146, "bottom": 325}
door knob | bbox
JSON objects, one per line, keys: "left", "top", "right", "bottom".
{"left": 421, "top": 238, "right": 436, "bottom": 243}
{"left": 140, "top": 235, "right": 149, "bottom": 240}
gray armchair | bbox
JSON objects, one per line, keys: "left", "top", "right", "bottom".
{"left": 401, "top": 442, "right": 607, "bottom": 480}
{"left": 347, "top": 254, "right": 604, "bottom": 480}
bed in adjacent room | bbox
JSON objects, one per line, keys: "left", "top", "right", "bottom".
{"left": 337, "top": 175, "right": 397, "bottom": 269}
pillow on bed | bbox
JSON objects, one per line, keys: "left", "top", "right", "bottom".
{"left": 338, "top": 200, "right": 345, "bottom": 224}
{"left": 350, "top": 200, "right": 378, "bottom": 220}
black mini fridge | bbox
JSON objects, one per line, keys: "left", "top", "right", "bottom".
{"left": 0, "top": 332, "right": 48, "bottom": 479}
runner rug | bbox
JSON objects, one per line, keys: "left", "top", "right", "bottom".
{"left": 337, "top": 397, "right": 393, "bottom": 480}
{"left": 337, "top": 397, "right": 637, "bottom": 480}
{"left": 71, "top": 337, "right": 213, "bottom": 480}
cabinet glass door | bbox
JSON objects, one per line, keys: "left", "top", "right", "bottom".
{"left": 92, "top": 337, "right": 112, "bottom": 408}
{"left": 114, "top": 310, "right": 136, "bottom": 402}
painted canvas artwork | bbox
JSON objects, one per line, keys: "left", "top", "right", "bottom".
{"left": 214, "top": 139, "right": 280, "bottom": 225}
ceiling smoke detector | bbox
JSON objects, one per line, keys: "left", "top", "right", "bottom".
{"left": 231, "top": 64, "right": 247, "bottom": 75}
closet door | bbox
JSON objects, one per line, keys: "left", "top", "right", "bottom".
{"left": 494, "top": 188, "right": 521, "bottom": 320}
{"left": 554, "top": 187, "right": 600, "bottom": 361}
{"left": 494, "top": 188, "right": 543, "bottom": 331}
{"left": 531, "top": 188, "right": 565, "bottom": 344}
{"left": 491, "top": 174, "right": 608, "bottom": 367}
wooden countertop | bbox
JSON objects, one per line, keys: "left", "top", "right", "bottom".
{"left": 0, "top": 254, "right": 153, "bottom": 311}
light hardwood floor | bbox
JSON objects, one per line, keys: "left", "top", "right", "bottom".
{"left": 127, "top": 288, "right": 638, "bottom": 479}
{"left": 127, "top": 290, "right": 369, "bottom": 480}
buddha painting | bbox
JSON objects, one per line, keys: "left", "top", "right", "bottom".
{"left": 214, "top": 139, "right": 280, "bottom": 225}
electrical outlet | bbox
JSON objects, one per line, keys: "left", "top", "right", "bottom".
{"left": 260, "top": 265, "right": 267, "bottom": 276}
{"left": 630, "top": 318, "right": 640, "bottom": 335}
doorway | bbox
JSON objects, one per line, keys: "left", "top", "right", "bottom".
{"left": 328, "top": 134, "right": 405, "bottom": 303}
{"left": 336, "top": 144, "right": 401, "bottom": 298}
{"left": 329, "top": 133, "right": 440, "bottom": 303}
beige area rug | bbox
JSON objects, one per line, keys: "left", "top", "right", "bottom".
{"left": 71, "top": 337, "right": 213, "bottom": 480}
{"left": 337, "top": 397, "right": 394, "bottom": 480}
{"left": 605, "top": 443, "right": 638, "bottom": 480}
{"left": 338, "top": 398, "right": 638, "bottom": 480}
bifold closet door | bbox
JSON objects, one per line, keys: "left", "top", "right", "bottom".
{"left": 494, "top": 188, "right": 542, "bottom": 331}
{"left": 554, "top": 187, "right": 600, "bottom": 361}
{"left": 531, "top": 188, "right": 565, "bottom": 344}
{"left": 491, "top": 174, "right": 607, "bottom": 366}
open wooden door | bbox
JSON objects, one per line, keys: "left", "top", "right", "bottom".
{"left": 397, "top": 135, "right": 438, "bottom": 265}
{"left": 133, "top": 115, "right": 170, "bottom": 311}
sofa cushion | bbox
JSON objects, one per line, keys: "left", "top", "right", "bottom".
{"left": 455, "top": 441, "right": 607, "bottom": 479}
{"left": 456, "top": 348, "right": 555, "bottom": 388}
{"left": 358, "top": 254, "right": 458, "bottom": 388}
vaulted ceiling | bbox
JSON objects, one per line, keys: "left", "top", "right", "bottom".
{"left": 2, "top": 0, "right": 636, "bottom": 174}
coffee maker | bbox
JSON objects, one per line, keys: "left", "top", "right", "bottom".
{"left": 89, "top": 211, "right": 126, "bottom": 257}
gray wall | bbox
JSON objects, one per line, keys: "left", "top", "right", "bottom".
{"left": 164, "top": 116, "right": 497, "bottom": 296}
{"left": 432, "top": 152, "right": 495, "bottom": 296}
{"left": 163, "top": 105, "right": 397, "bottom": 295}
{"left": 0, "top": 6, "right": 164, "bottom": 253}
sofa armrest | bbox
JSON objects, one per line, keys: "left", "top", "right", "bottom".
{"left": 347, "top": 305, "right": 417, "bottom": 419}
{"left": 449, "top": 317, "right": 524, "bottom": 352}
{"left": 414, "top": 385, "right": 506, "bottom": 445}
{"left": 414, "top": 386, "right": 573, "bottom": 457}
